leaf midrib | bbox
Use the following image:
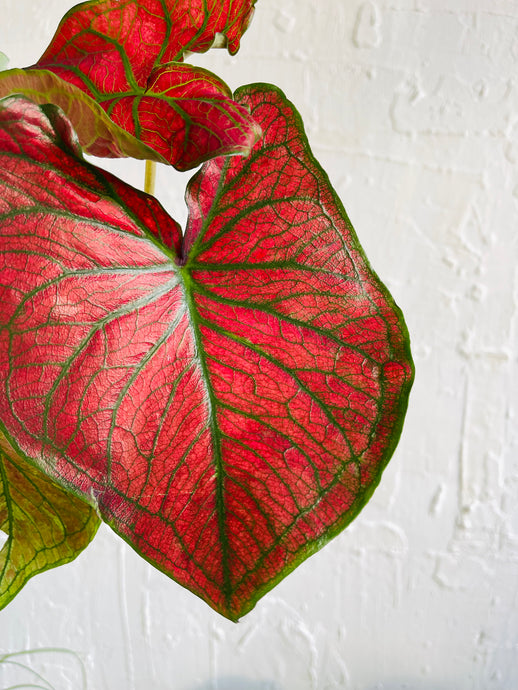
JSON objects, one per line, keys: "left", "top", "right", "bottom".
{"left": 178, "top": 265, "right": 233, "bottom": 606}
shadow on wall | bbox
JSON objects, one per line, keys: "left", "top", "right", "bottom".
{"left": 190, "top": 677, "right": 282, "bottom": 690}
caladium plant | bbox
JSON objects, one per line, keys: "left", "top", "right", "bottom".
{"left": 0, "top": 0, "right": 260, "bottom": 167}
{"left": 0, "top": 1, "right": 413, "bottom": 621}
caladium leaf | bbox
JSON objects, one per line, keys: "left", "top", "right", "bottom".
{"left": 0, "top": 431, "right": 100, "bottom": 610}
{"left": 15, "top": 0, "right": 260, "bottom": 169}
{"left": 100, "top": 63, "right": 262, "bottom": 170}
{"left": 38, "top": 0, "right": 257, "bottom": 69}
{"left": 0, "top": 89, "right": 413, "bottom": 620}
{"left": 0, "top": 69, "right": 164, "bottom": 160}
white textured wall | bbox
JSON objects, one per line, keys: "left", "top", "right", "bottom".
{"left": 2, "top": 1, "right": 518, "bottom": 688}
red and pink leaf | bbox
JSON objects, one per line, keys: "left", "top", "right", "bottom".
{"left": 102, "top": 64, "right": 261, "bottom": 170}
{"left": 37, "top": 0, "right": 257, "bottom": 73}
{"left": 0, "top": 89, "right": 413, "bottom": 620}
{"left": 0, "top": 68, "right": 163, "bottom": 160}
{"left": 24, "top": 0, "right": 259, "bottom": 169}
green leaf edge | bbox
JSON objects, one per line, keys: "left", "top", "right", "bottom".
{"left": 0, "top": 420, "right": 101, "bottom": 611}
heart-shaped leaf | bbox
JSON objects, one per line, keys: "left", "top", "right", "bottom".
{"left": 0, "top": 431, "right": 100, "bottom": 609}
{"left": 0, "top": 89, "right": 413, "bottom": 620}
{"left": 17, "top": 0, "right": 260, "bottom": 169}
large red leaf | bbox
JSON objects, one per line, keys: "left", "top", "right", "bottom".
{"left": 0, "top": 90, "right": 413, "bottom": 620}
{"left": 21, "top": 0, "right": 260, "bottom": 169}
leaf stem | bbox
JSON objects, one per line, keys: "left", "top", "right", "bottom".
{"left": 144, "top": 160, "right": 156, "bottom": 196}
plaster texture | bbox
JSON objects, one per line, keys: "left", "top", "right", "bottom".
{"left": 2, "top": 1, "right": 518, "bottom": 688}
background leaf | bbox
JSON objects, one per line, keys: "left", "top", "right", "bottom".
{"left": 38, "top": 0, "right": 257, "bottom": 70}
{"left": 0, "top": 90, "right": 412, "bottom": 619}
{"left": 20, "top": 0, "right": 260, "bottom": 169}
{"left": 0, "top": 69, "right": 164, "bottom": 160}
{"left": 0, "top": 431, "right": 100, "bottom": 610}
{"left": 100, "top": 63, "right": 261, "bottom": 170}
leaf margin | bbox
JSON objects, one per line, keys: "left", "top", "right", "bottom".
{"left": 0, "top": 422, "right": 101, "bottom": 611}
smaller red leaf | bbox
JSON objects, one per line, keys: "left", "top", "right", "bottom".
{"left": 0, "top": 69, "right": 164, "bottom": 160}
{"left": 38, "top": 0, "right": 257, "bottom": 69}
{"left": 22, "top": 0, "right": 260, "bottom": 168}
{"left": 104, "top": 64, "right": 261, "bottom": 170}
